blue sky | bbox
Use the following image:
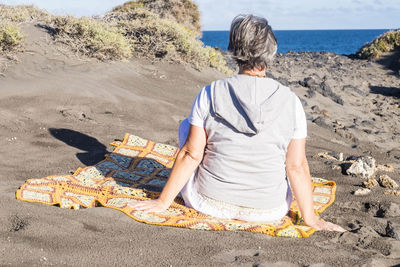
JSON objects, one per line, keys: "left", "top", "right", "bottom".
{"left": 1, "top": 0, "right": 399, "bottom": 30}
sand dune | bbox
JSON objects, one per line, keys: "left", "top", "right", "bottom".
{"left": 1, "top": 22, "right": 400, "bottom": 266}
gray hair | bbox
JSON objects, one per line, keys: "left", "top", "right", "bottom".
{"left": 228, "top": 14, "right": 277, "bottom": 70}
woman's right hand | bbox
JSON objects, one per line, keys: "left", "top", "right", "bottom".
{"left": 128, "top": 198, "right": 170, "bottom": 213}
{"left": 305, "top": 217, "right": 346, "bottom": 232}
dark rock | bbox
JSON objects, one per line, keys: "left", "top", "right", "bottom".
{"left": 305, "top": 112, "right": 313, "bottom": 121}
{"left": 326, "top": 67, "right": 337, "bottom": 74}
{"left": 372, "top": 109, "right": 384, "bottom": 117}
{"left": 299, "top": 97, "right": 308, "bottom": 107}
{"left": 311, "top": 105, "right": 320, "bottom": 112}
{"left": 361, "top": 120, "right": 374, "bottom": 127}
{"left": 312, "top": 116, "right": 330, "bottom": 128}
{"left": 305, "top": 89, "right": 315, "bottom": 98}
{"left": 314, "top": 63, "right": 323, "bottom": 68}
{"left": 363, "top": 129, "right": 373, "bottom": 134}
{"left": 363, "top": 202, "right": 400, "bottom": 218}
{"left": 346, "top": 155, "right": 359, "bottom": 161}
{"left": 321, "top": 82, "right": 344, "bottom": 105}
{"left": 363, "top": 62, "right": 373, "bottom": 67}
{"left": 334, "top": 62, "right": 343, "bottom": 68}
{"left": 276, "top": 77, "right": 290, "bottom": 87}
{"left": 299, "top": 76, "right": 320, "bottom": 90}
{"left": 334, "top": 96, "right": 344, "bottom": 105}
{"left": 267, "top": 73, "right": 291, "bottom": 87}
{"left": 266, "top": 73, "right": 276, "bottom": 80}
{"left": 340, "top": 163, "right": 353, "bottom": 175}
{"left": 385, "top": 221, "right": 400, "bottom": 240}
{"left": 347, "top": 219, "right": 363, "bottom": 230}
{"left": 300, "top": 77, "right": 344, "bottom": 105}
{"left": 387, "top": 149, "right": 400, "bottom": 160}
{"left": 335, "top": 128, "right": 358, "bottom": 142}
{"left": 342, "top": 85, "right": 368, "bottom": 97}
{"left": 364, "top": 202, "right": 384, "bottom": 217}
{"left": 323, "top": 161, "right": 334, "bottom": 166}
{"left": 348, "top": 124, "right": 357, "bottom": 129}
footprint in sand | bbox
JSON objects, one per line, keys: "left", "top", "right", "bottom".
{"left": 318, "top": 225, "right": 400, "bottom": 258}
{"left": 8, "top": 214, "right": 29, "bottom": 232}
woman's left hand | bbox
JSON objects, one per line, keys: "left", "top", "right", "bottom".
{"left": 128, "top": 198, "right": 170, "bottom": 213}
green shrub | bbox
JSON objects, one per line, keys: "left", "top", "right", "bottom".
{"left": 47, "top": 16, "right": 132, "bottom": 60}
{"left": 0, "top": 4, "right": 50, "bottom": 23}
{"left": 205, "top": 46, "right": 232, "bottom": 73}
{"left": 0, "top": 21, "right": 23, "bottom": 52}
{"left": 357, "top": 29, "right": 400, "bottom": 59}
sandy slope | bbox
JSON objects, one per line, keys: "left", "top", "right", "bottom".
{"left": 1, "top": 23, "right": 400, "bottom": 266}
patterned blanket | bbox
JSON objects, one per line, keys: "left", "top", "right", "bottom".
{"left": 16, "top": 133, "right": 336, "bottom": 238}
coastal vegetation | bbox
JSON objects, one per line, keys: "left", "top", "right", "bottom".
{"left": 47, "top": 16, "right": 132, "bottom": 60}
{"left": 0, "top": 21, "right": 23, "bottom": 52}
{"left": 0, "top": 1, "right": 231, "bottom": 74}
{"left": 357, "top": 29, "right": 400, "bottom": 59}
{"left": 104, "top": 0, "right": 230, "bottom": 73}
{"left": 110, "top": 0, "right": 201, "bottom": 36}
{"left": 105, "top": 6, "right": 230, "bottom": 72}
{"left": 0, "top": 4, "right": 50, "bottom": 23}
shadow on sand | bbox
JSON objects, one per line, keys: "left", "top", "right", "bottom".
{"left": 374, "top": 48, "right": 400, "bottom": 77}
{"left": 48, "top": 129, "right": 170, "bottom": 192}
{"left": 369, "top": 85, "right": 400, "bottom": 98}
{"left": 48, "top": 128, "right": 108, "bottom": 166}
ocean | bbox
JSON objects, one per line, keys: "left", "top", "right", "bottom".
{"left": 200, "top": 29, "right": 389, "bottom": 55}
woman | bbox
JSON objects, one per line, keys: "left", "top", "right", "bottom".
{"left": 129, "top": 15, "right": 345, "bottom": 232}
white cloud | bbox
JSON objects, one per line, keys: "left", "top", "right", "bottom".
{"left": 196, "top": 0, "right": 400, "bottom": 30}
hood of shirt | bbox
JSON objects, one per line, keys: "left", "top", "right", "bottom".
{"left": 210, "top": 75, "right": 292, "bottom": 135}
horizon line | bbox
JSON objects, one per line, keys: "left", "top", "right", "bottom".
{"left": 202, "top": 28, "right": 397, "bottom": 32}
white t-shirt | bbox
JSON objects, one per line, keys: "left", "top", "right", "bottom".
{"left": 188, "top": 85, "right": 307, "bottom": 139}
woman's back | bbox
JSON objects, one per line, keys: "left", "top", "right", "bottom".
{"left": 193, "top": 74, "right": 299, "bottom": 209}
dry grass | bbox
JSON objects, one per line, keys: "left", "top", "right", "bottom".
{"left": 0, "top": 4, "right": 51, "bottom": 23}
{"left": 0, "top": 21, "right": 23, "bottom": 53}
{"left": 357, "top": 29, "right": 400, "bottom": 59}
{"left": 0, "top": 20, "right": 23, "bottom": 72}
{"left": 0, "top": 3, "right": 231, "bottom": 74}
{"left": 47, "top": 16, "right": 132, "bottom": 60}
{"left": 105, "top": 5, "right": 231, "bottom": 74}
{"left": 111, "top": 0, "right": 201, "bottom": 36}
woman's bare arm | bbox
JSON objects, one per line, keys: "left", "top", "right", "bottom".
{"left": 128, "top": 124, "right": 207, "bottom": 212}
{"left": 286, "top": 138, "right": 346, "bottom": 232}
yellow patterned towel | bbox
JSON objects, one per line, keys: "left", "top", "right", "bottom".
{"left": 16, "top": 133, "right": 336, "bottom": 238}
